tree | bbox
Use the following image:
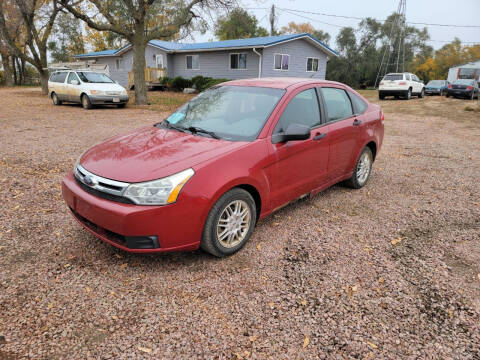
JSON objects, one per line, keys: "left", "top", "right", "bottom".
{"left": 0, "top": 0, "right": 23, "bottom": 87}
{"left": 84, "top": 28, "right": 127, "bottom": 52}
{"left": 60, "top": 0, "right": 232, "bottom": 105}
{"left": 215, "top": 8, "right": 268, "bottom": 40}
{"left": 0, "top": 0, "right": 60, "bottom": 94}
{"left": 48, "top": 10, "right": 85, "bottom": 63}
{"left": 280, "top": 21, "right": 330, "bottom": 45}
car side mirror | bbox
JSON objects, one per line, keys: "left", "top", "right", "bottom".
{"left": 71, "top": 80, "right": 79, "bottom": 85}
{"left": 272, "top": 123, "right": 311, "bottom": 144}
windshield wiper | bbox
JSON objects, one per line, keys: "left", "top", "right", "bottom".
{"left": 187, "top": 126, "right": 221, "bottom": 139}
{"left": 157, "top": 120, "right": 189, "bottom": 134}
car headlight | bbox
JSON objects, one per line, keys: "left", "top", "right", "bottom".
{"left": 123, "top": 168, "right": 195, "bottom": 205}
{"left": 120, "top": 89, "right": 128, "bottom": 95}
{"left": 90, "top": 90, "right": 105, "bottom": 95}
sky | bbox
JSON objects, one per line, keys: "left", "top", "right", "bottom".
{"left": 191, "top": 0, "right": 480, "bottom": 50}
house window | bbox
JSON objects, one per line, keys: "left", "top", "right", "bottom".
{"left": 186, "top": 55, "right": 199, "bottom": 70}
{"left": 155, "top": 54, "right": 164, "bottom": 68}
{"left": 306, "top": 57, "right": 319, "bottom": 72}
{"left": 274, "top": 54, "right": 289, "bottom": 71}
{"left": 230, "top": 53, "right": 247, "bottom": 69}
{"left": 115, "top": 59, "right": 123, "bottom": 70}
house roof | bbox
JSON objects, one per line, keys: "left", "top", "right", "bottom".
{"left": 74, "top": 33, "right": 338, "bottom": 58}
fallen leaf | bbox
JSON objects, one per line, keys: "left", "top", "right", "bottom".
{"left": 112, "top": 315, "right": 119, "bottom": 320}
{"left": 378, "top": 277, "right": 385, "bottom": 284}
{"left": 477, "top": 273, "right": 480, "bottom": 280}
{"left": 448, "top": 309, "right": 453, "bottom": 319}
{"left": 115, "top": 253, "right": 123, "bottom": 259}
{"left": 391, "top": 237, "right": 402, "bottom": 246}
{"left": 300, "top": 299, "right": 307, "bottom": 306}
{"left": 47, "top": 303, "right": 54, "bottom": 309}
{"left": 12, "top": 205, "right": 20, "bottom": 211}
{"left": 272, "top": 222, "right": 280, "bottom": 226}
{"left": 367, "top": 341, "right": 378, "bottom": 349}
{"left": 110, "top": 291, "right": 116, "bottom": 296}
{"left": 63, "top": 263, "right": 71, "bottom": 268}
{"left": 233, "top": 353, "right": 243, "bottom": 360}
{"left": 256, "top": 244, "right": 261, "bottom": 250}
{"left": 85, "top": 286, "right": 91, "bottom": 293}
{"left": 137, "top": 346, "right": 152, "bottom": 353}
{"left": 120, "top": 263, "right": 128, "bottom": 269}
{"left": 345, "top": 285, "right": 353, "bottom": 297}
{"left": 352, "top": 285, "right": 358, "bottom": 293}
{"left": 243, "top": 350, "right": 251, "bottom": 358}
{"left": 303, "top": 336, "right": 310, "bottom": 348}
{"left": 268, "top": 302, "right": 275, "bottom": 308}
{"left": 249, "top": 335, "right": 257, "bottom": 342}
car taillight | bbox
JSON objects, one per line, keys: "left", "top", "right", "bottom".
{"left": 379, "top": 82, "right": 384, "bottom": 86}
{"left": 448, "top": 84, "right": 452, "bottom": 88}
{"left": 380, "top": 110, "right": 385, "bottom": 123}
{"left": 467, "top": 86, "right": 473, "bottom": 90}
{"left": 398, "top": 81, "right": 407, "bottom": 85}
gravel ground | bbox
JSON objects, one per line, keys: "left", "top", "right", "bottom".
{"left": 0, "top": 88, "right": 479, "bottom": 359}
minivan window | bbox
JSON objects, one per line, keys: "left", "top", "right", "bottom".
{"left": 67, "top": 72, "right": 80, "bottom": 84}
{"left": 50, "top": 72, "right": 67, "bottom": 83}
{"left": 77, "top": 72, "right": 114, "bottom": 83}
{"left": 321, "top": 88, "right": 354, "bottom": 122}
{"left": 274, "top": 89, "right": 320, "bottom": 133}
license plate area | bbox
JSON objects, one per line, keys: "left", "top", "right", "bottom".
{"left": 113, "top": 97, "right": 120, "bottom": 103}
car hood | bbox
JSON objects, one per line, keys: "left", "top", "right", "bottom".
{"left": 426, "top": 85, "right": 442, "bottom": 89}
{"left": 82, "top": 83, "right": 126, "bottom": 92}
{"left": 80, "top": 126, "right": 247, "bottom": 183}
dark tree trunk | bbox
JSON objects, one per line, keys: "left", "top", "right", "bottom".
{"left": 39, "top": 70, "right": 49, "bottom": 95}
{"left": 132, "top": 26, "right": 148, "bottom": 105}
{"left": 1, "top": 54, "right": 14, "bottom": 87}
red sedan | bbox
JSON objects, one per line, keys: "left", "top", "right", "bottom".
{"left": 62, "top": 78, "right": 384, "bottom": 256}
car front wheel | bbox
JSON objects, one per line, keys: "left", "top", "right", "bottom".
{"left": 201, "top": 188, "right": 256, "bottom": 257}
{"left": 52, "top": 93, "right": 62, "bottom": 106}
{"left": 81, "top": 94, "right": 92, "bottom": 109}
{"left": 345, "top": 147, "right": 373, "bottom": 189}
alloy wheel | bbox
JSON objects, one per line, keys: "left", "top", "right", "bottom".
{"left": 216, "top": 200, "right": 251, "bottom": 248}
{"left": 356, "top": 151, "right": 372, "bottom": 185}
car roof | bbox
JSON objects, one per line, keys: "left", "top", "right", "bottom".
{"left": 220, "top": 77, "right": 347, "bottom": 90}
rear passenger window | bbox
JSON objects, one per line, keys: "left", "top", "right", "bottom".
{"left": 349, "top": 92, "right": 367, "bottom": 114}
{"left": 50, "top": 72, "right": 67, "bottom": 83}
{"left": 274, "top": 89, "right": 320, "bottom": 133}
{"left": 320, "top": 88, "right": 353, "bottom": 122}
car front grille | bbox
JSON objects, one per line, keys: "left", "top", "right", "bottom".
{"left": 106, "top": 91, "right": 121, "bottom": 95}
{"left": 74, "top": 164, "right": 134, "bottom": 204}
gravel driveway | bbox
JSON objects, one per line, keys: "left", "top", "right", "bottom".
{"left": 0, "top": 88, "right": 479, "bottom": 359}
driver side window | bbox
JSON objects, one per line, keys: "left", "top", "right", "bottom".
{"left": 274, "top": 88, "right": 320, "bottom": 134}
{"left": 67, "top": 72, "right": 80, "bottom": 84}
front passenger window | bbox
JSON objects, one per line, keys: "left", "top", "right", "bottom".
{"left": 320, "top": 88, "right": 354, "bottom": 122}
{"left": 67, "top": 72, "right": 80, "bottom": 84}
{"left": 274, "top": 89, "right": 320, "bottom": 133}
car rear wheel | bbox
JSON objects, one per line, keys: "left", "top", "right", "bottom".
{"left": 405, "top": 88, "right": 412, "bottom": 100}
{"left": 470, "top": 91, "right": 475, "bottom": 100}
{"left": 378, "top": 92, "right": 385, "bottom": 100}
{"left": 52, "top": 93, "right": 62, "bottom": 106}
{"left": 81, "top": 94, "right": 92, "bottom": 109}
{"left": 345, "top": 147, "right": 373, "bottom": 189}
{"left": 418, "top": 88, "right": 424, "bottom": 98}
{"left": 201, "top": 188, "right": 256, "bottom": 257}
{"left": 117, "top": 103, "right": 126, "bottom": 108}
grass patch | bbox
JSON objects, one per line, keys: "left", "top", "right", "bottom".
{"left": 464, "top": 105, "right": 479, "bottom": 112}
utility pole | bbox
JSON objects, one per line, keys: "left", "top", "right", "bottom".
{"left": 269, "top": 4, "right": 276, "bottom": 36}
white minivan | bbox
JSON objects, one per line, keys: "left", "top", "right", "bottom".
{"left": 378, "top": 72, "right": 425, "bottom": 100}
{"left": 48, "top": 70, "right": 129, "bottom": 109}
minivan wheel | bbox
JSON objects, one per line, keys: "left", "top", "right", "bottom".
{"left": 52, "top": 93, "right": 62, "bottom": 106}
{"left": 201, "top": 188, "right": 256, "bottom": 257}
{"left": 345, "top": 147, "right": 373, "bottom": 189}
{"left": 81, "top": 94, "right": 92, "bottom": 109}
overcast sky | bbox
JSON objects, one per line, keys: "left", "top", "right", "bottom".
{"left": 191, "top": 0, "right": 480, "bottom": 49}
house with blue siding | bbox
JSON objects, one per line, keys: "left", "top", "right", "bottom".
{"left": 73, "top": 33, "right": 337, "bottom": 89}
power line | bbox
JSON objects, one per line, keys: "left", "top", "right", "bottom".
{"left": 276, "top": 8, "right": 480, "bottom": 28}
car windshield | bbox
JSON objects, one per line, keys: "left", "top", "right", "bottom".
{"left": 427, "top": 80, "right": 444, "bottom": 86}
{"left": 383, "top": 74, "right": 403, "bottom": 81}
{"left": 453, "top": 79, "right": 474, "bottom": 85}
{"left": 161, "top": 86, "right": 286, "bottom": 141}
{"left": 77, "top": 72, "right": 115, "bottom": 83}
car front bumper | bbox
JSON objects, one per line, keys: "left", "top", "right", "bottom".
{"left": 425, "top": 88, "right": 442, "bottom": 95}
{"left": 89, "top": 95, "right": 129, "bottom": 105}
{"left": 62, "top": 171, "right": 207, "bottom": 253}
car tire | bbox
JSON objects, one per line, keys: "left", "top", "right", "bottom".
{"left": 446, "top": 93, "right": 450, "bottom": 98}
{"left": 345, "top": 147, "right": 373, "bottom": 189}
{"left": 81, "top": 94, "right": 93, "bottom": 109}
{"left": 405, "top": 88, "right": 412, "bottom": 100}
{"left": 52, "top": 93, "right": 62, "bottom": 106}
{"left": 201, "top": 188, "right": 257, "bottom": 257}
{"left": 470, "top": 91, "right": 474, "bottom": 100}
{"left": 440, "top": 90, "right": 444, "bottom": 96}
{"left": 378, "top": 92, "right": 385, "bottom": 100}
{"left": 418, "top": 88, "right": 424, "bottom": 98}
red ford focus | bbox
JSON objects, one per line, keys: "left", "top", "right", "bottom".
{"left": 62, "top": 78, "right": 384, "bottom": 257}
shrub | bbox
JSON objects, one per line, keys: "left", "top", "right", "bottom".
{"left": 159, "top": 76, "right": 173, "bottom": 87}
{"left": 190, "top": 75, "right": 230, "bottom": 92}
{"left": 202, "top": 78, "right": 230, "bottom": 91}
{"left": 171, "top": 76, "right": 193, "bottom": 91}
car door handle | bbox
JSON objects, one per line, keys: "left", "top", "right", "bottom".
{"left": 353, "top": 119, "right": 362, "bottom": 126}
{"left": 313, "top": 133, "right": 326, "bottom": 141}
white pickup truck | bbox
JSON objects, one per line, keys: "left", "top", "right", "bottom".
{"left": 378, "top": 72, "right": 425, "bottom": 100}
